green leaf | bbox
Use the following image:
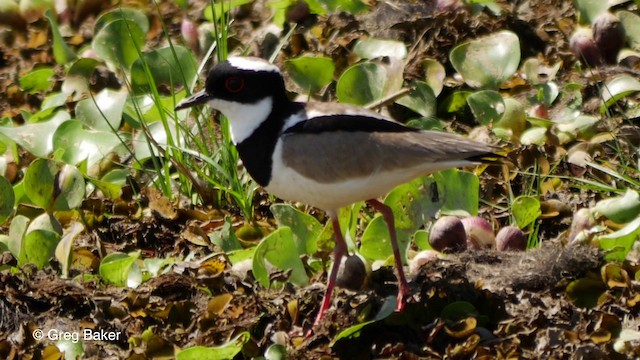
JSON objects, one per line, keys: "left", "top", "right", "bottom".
{"left": 466, "top": 90, "right": 504, "bottom": 126}
{"left": 422, "top": 59, "right": 445, "bottom": 96}
{"left": 600, "top": 75, "right": 640, "bottom": 112}
{"left": 8, "top": 215, "right": 29, "bottom": 258}
{"left": 494, "top": 98, "right": 526, "bottom": 140}
{"left": 55, "top": 222, "right": 84, "bottom": 278}
{"left": 433, "top": 169, "right": 480, "bottom": 216}
{"left": 593, "top": 189, "right": 640, "bottom": 224}
{"left": 209, "top": 216, "right": 242, "bottom": 252}
{"left": 450, "top": 30, "right": 520, "bottom": 89}
{"left": 520, "top": 127, "right": 547, "bottom": 146}
{"left": 62, "top": 58, "right": 101, "bottom": 99}
{"left": 0, "top": 176, "right": 14, "bottom": 223}
{"left": 598, "top": 215, "right": 640, "bottom": 261}
{"left": 396, "top": 81, "right": 437, "bottom": 118}
{"left": 19, "top": 67, "right": 55, "bottom": 94}
{"left": 270, "top": 203, "right": 321, "bottom": 254}
{"left": 75, "top": 88, "right": 128, "bottom": 131}
{"left": 175, "top": 332, "right": 249, "bottom": 360}
{"left": 44, "top": 9, "right": 76, "bottom": 65}
{"left": 336, "top": 62, "right": 386, "bottom": 105}
{"left": 360, "top": 216, "right": 410, "bottom": 262}
{"left": 52, "top": 120, "right": 123, "bottom": 171}
{"left": 203, "top": 0, "right": 252, "bottom": 22}
{"left": 24, "top": 159, "right": 84, "bottom": 212}
{"left": 95, "top": 8, "right": 149, "bottom": 34}
{"left": 512, "top": 196, "right": 541, "bottom": 229}
{"left": 130, "top": 46, "right": 198, "bottom": 94}
{"left": 252, "top": 227, "right": 309, "bottom": 287}
{"left": 56, "top": 339, "right": 84, "bottom": 360}
{"left": 618, "top": 11, "right": 640, "bottom": 50}
{"left": 19, "top": 229, "right": 61, "bottom": 268}
{"left": 284, "top": 56, "right": 335, "bottom": 93}
{"left": 0, "top": 110, "right": 70, "bottom": 157}
{"left": 353, "top": 38, "right": 407, "bottom": 59}
{"left": 574, "top": 0, "right": 608, "bottom": 24}
{"left": 384, "top": 176, "right": 441, "bottom": 232}
{"left": 92, "top": 19, "right": 145, "bottom": 71}
{"left": 330, "top": 295, "right": 396, "bottom": 345}
{"left": 99, "top": 251, "right": 141, "bottom": 287}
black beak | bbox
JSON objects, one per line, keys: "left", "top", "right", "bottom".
{"left": 175, "top": 90, "right": 213, "bottom": 110}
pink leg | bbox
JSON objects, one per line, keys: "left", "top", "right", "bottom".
{"left": 366, "top": 199, "right": 409, "bottom": 312}
{"left": 312, "top": 211, "right": 347, "bottom": 328}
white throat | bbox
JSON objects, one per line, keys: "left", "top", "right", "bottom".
{"left": 207, "top": 97, "right": 273, "bottom": 144}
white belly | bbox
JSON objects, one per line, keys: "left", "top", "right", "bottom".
{"left": 265, "top": 141, "right": 429, "bottom": 211}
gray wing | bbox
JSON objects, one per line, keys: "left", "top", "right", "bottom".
{"left": 280, "top": 130, "right": 496, "bottom": 183}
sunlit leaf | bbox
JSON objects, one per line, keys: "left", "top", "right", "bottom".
{"left": 336, "top": 62, "right": 386, "bottom": 105}
{"left": 271, "top": 203, "right": 321, "bottom": 254}
{"left": 99, "top": 251, "right": 141, "bottom": 287}
{"left": 450, "top": 30, "right": 520, "bottom": 89}
{"left": 75, "top": 88, "right": 128, "bottom": 131}
{"left": 284, "top": 56, "right": 335, "bottom": 93}
{"left": 0, "top": 176, "right": 14, "bottom": 223}
{"left": 467, "top": 90, "right": 504, "bottom": 126}
{"left": 353, "top": 38, "right": 407, "bottom": 59}
{"left": 252, "top": 227, "right": 309, "bottom": 287}
{"left": 175, "top": 332, "right": 249, "bottom": 360}
{"left": 44, "top": 9, "right": 76, "bottom": 65}
{"left": 600, "top": 75, "right": 640, "bottom": 112}
{"left": 130, "top": 46, "right": 198, "bottom": 94}
{"left": 19, "top": 67, "right": 55, "bottom": 94}
{"left": 92, "top": 19, "right": 144, "bottom": 71}
{"left": 512, "top": 196, "right": 541, "bottom": 228}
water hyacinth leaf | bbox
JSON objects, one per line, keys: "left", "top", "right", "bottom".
{"left": 440, "top": 91, "right": 472, "bottom": 115}
{"left": 0, "top": 176, "right": 14, "bottom": 223}
{"left": 19, "top": 229, "right": 61, "bottom": 268}
{"left": 209, "top": 216, "right": 242, "bottom": 252}
{"left": 99, "top": 251, "right": 141, "bottom": 287}
{"left": 466, "top": 90, "right": 504, "bottom": 126}
{"left": 52, "top": 120, "right": 124, "bottom": 171}
{"left": 55, "top": 222, "right": 85, "bottom": 278}
{"left": 23, "top": 158, "right": 57, "bottom": 210}
{"left": 434, "top": 169, "right": 480, "bottom": 216}
{"left": 520, "top": 127, "right": 547, "bottom": 146}
{"left": 44, "top": 9, "right": 76, "bottom": 65}
{"left": 203, "top": 0, "right": 252, "bottom": 22}
{"left": 176, "top": 332, "right": 249, "bottom": 360}
{"left": 384, "top": 176, "right": 442, "bottom": 231}
{"left": 336, "top": 62, "right": 386, "bottom": 105}
{"left": 8, "top": 215, "right": 29, "bottom": 259}
{"left": 271, "top": 203, "right": 321, "bottom": 255}
{"left": 556, "top": 115, "right": 599, "bottom": 140}
{"left": 95, "top": 7, "right": 149, "bottom": 34}
{"left": 574, "top": 0, "right": 608, "bottom": 24}
{"left": 618, "top": 11, "right": 640, "bottom": 50}
{"left": 512, "top": 196, "right": 541, "bottom": 229}
{"left": 130, "top": 46, "right": 198, "bottom": 94}
{"left": 92, "top": 19, "right": 145, "bottom": 71}
{"left": 593, "top": 189, "right": 640, "bottom": 224}
{"left": 252, "top": 227, "right": 309, "bottom": 287}
{"left": 0, "top": 110, "right": 70, "bottom": 158}
{"left": 265, "top": 344, "right": 287, "bottom": 360}
{"left": 422, "top": 59, "right": 445, "bottom": 96}
{"left": 360, "top": 216, "right": 411, "bottom": 262}
{"left": 396, "top": 81, "right": 437, "bottom": 118}
{"left": 75, "top": 88, "right": 128, "bottom": 131}
{"left": 19, "top": 67, "right": 55, "bottom": 94}
{"left": 598, "top": 215, "right": 640, "bottom": 261}
{"left": 600, "top": 75, "right": 640, "bottom": 112}
{"left": 494, "top": 98, "right": 526, "bottom": 140}
{"left": 285, "top": 56, "right": 335, "bottom": 93}
{"left": 56, "top": 339, "right": 84, "bottom": 360}
{"left": 26, "top": 213, "right": 62, "bottom": 235}
{"left": 353, "top": 38, "right": 407, "bottom": 59}
{"left": 450, "top": 30, "right": 520, "bottom": 89}
{"left": 62, "top": 58, "right": 101, "bottom": 99}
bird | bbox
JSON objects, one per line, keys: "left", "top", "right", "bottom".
{"left": 176, "top": 56, "right": 498, "bottom": 331}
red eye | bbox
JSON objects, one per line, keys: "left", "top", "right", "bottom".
{"left": 225, "top": 77, "right": 244, "bottom": 93}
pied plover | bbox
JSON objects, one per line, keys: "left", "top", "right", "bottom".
{"left": 176, "top": 56, "right": 498, "bottom": 330}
